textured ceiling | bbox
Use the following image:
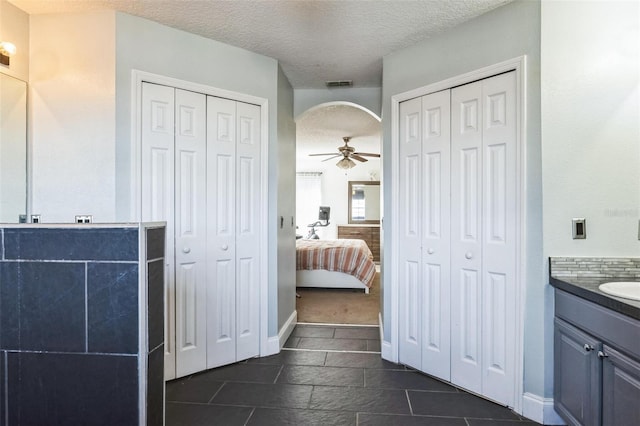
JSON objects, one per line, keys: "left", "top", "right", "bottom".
{"left": 10, "top": 0, "right": 511, "bottom": 89}
{"left": 296, "top": 104, "right": 381, "bottom": 171}
{"left": 10, "top": 0, "right": 511, "bottom": 168}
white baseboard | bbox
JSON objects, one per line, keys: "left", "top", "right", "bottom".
{"left": 379, "top": 312, "right": 396, "bottom": 362}
{"left": 522, "top": 392, "right": 565, "bottom": 425}
{"left": 266, "top": 335, "right": 280, "bottom": 356}
{"left": 280, "top": 310, "right": 298, "bottom": 348}
{"left": 265, "top": 310, "right": 297, "bottom": 357}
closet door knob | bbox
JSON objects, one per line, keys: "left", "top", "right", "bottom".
{"left": 465, "top": 252, "right": 473, "bottom": 259}
{"left": 221, "top": 245, "right": 229, "bottom": 251}
{"left": 182, "top": 247, "right": 191, "bottom": 254}
{"left": 427, "top": 248, "right": 435, "bottom": 254}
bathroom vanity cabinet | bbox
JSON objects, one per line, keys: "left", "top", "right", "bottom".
{"left": 554, "top": 289, "right": 640, "bottom": 426}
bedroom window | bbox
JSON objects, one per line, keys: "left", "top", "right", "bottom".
{"left": 296, "top": 172, "right": 322, "bottom": 231}
{"left": 351, "top": 189, "right": 365, "bottom": 220}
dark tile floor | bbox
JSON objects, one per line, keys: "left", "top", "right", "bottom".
{"left": 166, "top": 324, "right": 539, "bottom": 425}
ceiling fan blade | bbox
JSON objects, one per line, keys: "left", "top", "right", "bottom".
{"left": 321, "top": 155, "right": 342, "bottom": 162}
{"left": 351, "top": 154, "right": 369, "bottom": 162}
{"left": 309, "top": 153, "right": 339, "bottom": 157}
{"left": 353, "top": 152, "right": 380, "bottom": 157}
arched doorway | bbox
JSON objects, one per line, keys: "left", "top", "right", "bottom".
{"left": 294, "top": 102, "right": 382, "bottom": 325}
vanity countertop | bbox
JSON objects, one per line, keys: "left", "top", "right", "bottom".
{"left": 550, "top": 275, "right": 640, "bottom": 321}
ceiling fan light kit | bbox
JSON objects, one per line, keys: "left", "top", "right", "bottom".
{"left": 309, "top": 136, "right": 380, "bottom": 169}
{"left": 337, "top": 157, "right": 356, "bottom": 169}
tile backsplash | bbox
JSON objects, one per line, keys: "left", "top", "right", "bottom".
{"left": 550, "top": 257, "right": 640, "bottom": 283}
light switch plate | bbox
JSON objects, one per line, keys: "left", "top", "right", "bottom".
{"left": 572, "top": 218, "right": 586, "bottom": 239}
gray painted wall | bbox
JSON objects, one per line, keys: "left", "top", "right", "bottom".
{"left": 541, "top": 0, "right": 640, "bottom": 399}
{"left": 382, "top": 0, "right": 544, "bottom": 397}
{"left": 541, "top": 0, "right": 639, "bottom": 257}
{"left": 277, "top": 65, "right": 297, "bottom": 331}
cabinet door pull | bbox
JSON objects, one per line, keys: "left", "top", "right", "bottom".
{"left": 583, "top": 344, "right": 594, "bottom": 352}
{"left": 597, "top": 350, "right": 608, "bottom": 359}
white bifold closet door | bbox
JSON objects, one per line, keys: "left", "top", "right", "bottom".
{"left": 141, "top": 83, "right": 207, "bottom": 380}
{"left": 141, "top": 83, "right": 261, "bottom": 380}
{"left": 398, "top": 71, "right": 517, "bottom": 407}
{"left": 206, "top": 97, "right": 261, "bottom": 370}
{"left": 398, "top": 89, "right": 451, "bottom": 379}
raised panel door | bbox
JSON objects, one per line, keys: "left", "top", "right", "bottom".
{"left": 206, "top": 98, "right": 261, "bottom": 368}
{"left": 451, "top": 80, "right": 483, "bottom": 394}
{"left": 141, "top": 82, "right": 177, "bottom": 380}
{"left": 207, "top": 96, "right": 238, "bottom": 368}
{"left": 234, "top": 101, "right": 261, "bottom": 361}
{"left": 420, "top": 89, "right": 451, "bottom": 380}
{"left": 554, "top": 318, "right": 601, "bottom": 426}
{"left": 602, "top": 345, "right": 640, "bottom": 426}
{"left": 174, "top": 89, "right": 207, "bottom": 378}
{"left": 480, "top": 71, "right": 517, "bottom": 405}
{"left": 398, "top": 96, "right": 424, "bottom": 369}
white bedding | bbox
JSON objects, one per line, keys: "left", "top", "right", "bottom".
{"left": 295, "top": 239, "right": 376, "bottom": 294}
{"left": 296, "top": 269, "right": 370, "bottom": 294}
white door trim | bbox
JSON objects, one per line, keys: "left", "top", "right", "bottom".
{"left": 389, "top": 56, "right": 527, "bottom": 414}
{"left": 130, "top": 70, "right": 271, "bottom": 359}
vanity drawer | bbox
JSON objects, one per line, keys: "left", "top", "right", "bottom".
{"left": 555, "top": 289, "right": 640, "bottom": 358}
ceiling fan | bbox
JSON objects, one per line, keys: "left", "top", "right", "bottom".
{"left": 309, "top": 137, "right": 380, "bottom": 169}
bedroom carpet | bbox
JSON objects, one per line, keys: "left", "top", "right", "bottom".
{"left": 296, "top": 272, "right": 380, "bottom": 325}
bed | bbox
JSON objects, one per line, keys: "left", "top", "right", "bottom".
{"left": 296, "top": 238, "right": 377, "bottom": 294}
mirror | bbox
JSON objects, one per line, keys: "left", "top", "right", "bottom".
{"left": 0, "top": 72, "right": 27, "bottom": 223}
{"left": 348, "top": 180, "right": 380, "bottom": 224}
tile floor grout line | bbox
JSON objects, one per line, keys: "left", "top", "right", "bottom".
{"left": 282, "top": 347, "right": 381, "bottom": 354}
{"left": 405, "top": 389, "right": 414, "bottom": 415}
{"left": 272, "top": 364, "right": 285, "bottom": 384}
{"left": 207, "top": 381, "right": 226, "bottom": 404}
{"left": 242, "top": 407, "right": 256, "bottom": 426}
{"left": 306, "top": 384, "right": 315, "bottom": 410}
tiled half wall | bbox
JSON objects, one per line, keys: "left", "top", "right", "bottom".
{"left": 0, "top": 223, "right": 165, "bottom": 425}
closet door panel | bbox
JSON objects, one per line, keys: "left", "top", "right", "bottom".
{"left": 451, "top": 81, "right": 483, "bottom": 394}
{"left": 141, "top": 83, "right": 177, "bottom": 380}
{"left": 481, "top": 72, "right": 516, "bottom": 406}
{"left": 207, "top": 97, "right": 238, "bottom": 368}
{"left": 210, "top": 258, "right": 236, "bottom": 367}
{"left": 174, "top": 89, "right": 207, "bottom": 377}
{"left": 398, "top": 97, "right": 423, "bottom": 369}
{"left": 421, "top": 90, "right": 451, "bottom": 380}
{"left": 235, "top": 102, "right": 261, "bottom": 360}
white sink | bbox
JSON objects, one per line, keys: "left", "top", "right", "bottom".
{"left": 598, "top": 281, "right": 640, "bottom": 301}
